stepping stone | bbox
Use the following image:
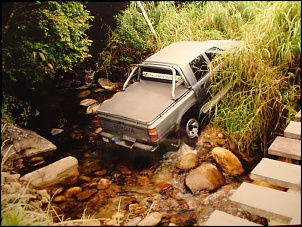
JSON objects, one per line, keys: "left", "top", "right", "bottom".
{"left": 204, "top": 210, "right": 262, "bottom": 226}
{"left": 249, "top": 158, "right": 301, "bottom": 190}
{"left": 284, "top": 121, "right": 301, "bottom": 140}
{"left": 295, "top": 109, "right": 301, "bottom": 122}
{"left": 229, "top": 182, "right": 301, "bottom": 225}
{"left": 268, "top": 136, "right": 301, "bottom": 160}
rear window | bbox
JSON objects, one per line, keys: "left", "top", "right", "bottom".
{"left": 140, "top": 67, "right": 182, "bottom": 83}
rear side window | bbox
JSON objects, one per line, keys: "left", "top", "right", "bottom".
{"left": 189, "top": 54, "right": 208, "bottom": 81}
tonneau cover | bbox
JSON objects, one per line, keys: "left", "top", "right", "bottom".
{"left": 96, "top": 79, "right": 188, "bottom": 123}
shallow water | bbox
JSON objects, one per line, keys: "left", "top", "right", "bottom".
{"left": 14, "top": 75, "right": 268, "bottom": 225}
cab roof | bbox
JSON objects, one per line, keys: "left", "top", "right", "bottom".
{"left": 143, "top": 40, "right": 239, "bottom": 67}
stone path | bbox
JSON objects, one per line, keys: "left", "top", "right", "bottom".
{"left": 204, "top": 109, "right": 301, "bottom": 226}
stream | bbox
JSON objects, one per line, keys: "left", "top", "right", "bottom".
{"left": 13, "top": 70, "right": 268, "bottom": 226}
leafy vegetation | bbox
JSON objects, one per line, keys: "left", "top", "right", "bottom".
{"left": 100, "top": 1, "right": 300, "bottom": 162}
{"left": 2, "top": 2, "right": 94, "bottom": 126}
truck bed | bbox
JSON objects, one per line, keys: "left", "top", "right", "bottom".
{"left": 96, "top": 79, "right": 188, "bottom": 124}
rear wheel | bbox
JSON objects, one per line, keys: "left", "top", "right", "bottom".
{"left": 180, "top": 113, "right": 200, "bottom": 146}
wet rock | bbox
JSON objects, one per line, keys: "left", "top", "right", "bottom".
{"left": 98, "top": 78, "right": 119, "bottom": 90}
{"left": 20, "top": 156, "right": 79, "bottom": 189}
{"left": 53, "top": 195, "right": 67, "bottom": 203}
{"left": 78, "top": 175, "right": 91, "bottom": 182}
{"left": 1, "top": 122, "right": 57, "bottom": 161}
{"left": 97, "top": 178, "right": 112, "bottom": 189}
{"left": 95, "top": 127, "right": 102, "bottom": 133}
{"left": 125, "top": 217, "right": 142, "bottom": 226}
{"left": 76, "top": 188, "right": 97, "bottom": 201}
{"left": 78, "top": 90, "right": 91, "bottom": 98}
{"left": 175, "top": 153, "right": 199, "bottom": 170}
{"left": 51, "top": 128, "right": 64, "bottom": 135}
{"left": 93, "top": 169, "right": 107, "bottom": 176}
{"left": 86, "top": 102, "right": 101, "bottom": 115}
{"left": 185, "top": 162, "right": 225, "bottom": 194}
{"left": 211, "top": 147, "right": 244, "bottom": 175}
{"left": 64, "top": 186, "right": 82, "bottom": 198}
{"left": 80, "top": 98, "right": 97, "bottom": 106}
{"left": 28, "top": 156, "right": 44, "bottom": 163}
{"left": 138, "top": 212, "right": 162, "bottom": 226}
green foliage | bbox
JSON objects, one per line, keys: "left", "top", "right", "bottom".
{"left": 2, "top": 2, "right": 94, "bottom": 125}
{"left": 101, "top": 1, "right": 300, "bottom": 163}
{"left": 2, "top": 2, "right": 93, "bottom": 85}
{"left": 207, "top": 1, "right": 300, "bottom": 162}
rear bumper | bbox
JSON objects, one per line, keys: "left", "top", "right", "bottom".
{"left": 99, "top": 131, "right": 159, "bottom": 152}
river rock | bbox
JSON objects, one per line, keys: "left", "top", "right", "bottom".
{"left": 138, "top": 212, "right": 162, "bottom": 226}
{"left": 64, "top": 186, "right": 82, "bottom": 198}
{"left": 97, "top": 78, "right": 119, "bottom": 90}
{"left": 78, "top": 90, "right": 91, "bottom": 98}
{"left": 86, "top": 102, "right": 101, "bottom": 115}
{"left": 185, "top": 162, "right": 225, "bottom": 194}
{"left": 53, "top": 195, "right": 67, "bottom": 203}
{"left": 97, "top": 178, "right": 111, "bottom": 189}
{"left": 175, "top": 153, "right": 199, "bottom": 170}
{"left": 80, "top": 98, "right": 98, "bottom": 106}
{"left": 211, "top": 147, "right": 244, "bottom": 175}
{"left": 125, "top": 217, "right": 142, "bottom": 226}
{"left": 1, "top": 121, "right": 57, "bottom": 161}
{"left": 51, "top": 128, "right": 64, "bottom": 135}
{"left": 20, "top": 156, "right": 79, "bottom": 189}
{"left": 76, "top": 188, "right": 98, "bottom": 201}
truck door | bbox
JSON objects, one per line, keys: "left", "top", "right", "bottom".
{"left": 190, "top": 53, "right": 212, "bottom": 105}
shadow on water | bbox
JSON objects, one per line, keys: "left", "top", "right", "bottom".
{"left": 18, "top": 71, "right": 169, "bottom": 176}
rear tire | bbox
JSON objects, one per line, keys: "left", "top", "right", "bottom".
{"left": 179, "top": 113, "right": 200, "bottom": 146}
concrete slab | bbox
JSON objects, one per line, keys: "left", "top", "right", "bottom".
{"left": 268, "top": 136, "right": 301, "bottom": 160}
{"left": 284, "top": 121, "right": 301, "bottom": 140}
{"left": 204, "top": 210, "right": 262, "bottom": 226}
{"left": 249, "top": 158, "right": 301, "bottom": 190}
{"left": 229, "top": 182, "right": 301, "bottom": 225}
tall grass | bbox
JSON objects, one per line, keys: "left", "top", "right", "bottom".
{"left": 208, "top": 1, "right": 300, "bottom": 162}
{"left": 100, "top": 1, "right": 300, "bottom": 163}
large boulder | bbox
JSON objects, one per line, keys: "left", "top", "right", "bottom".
{"left": 185, "top": 162, "right": 225, "bottom": 194}
{"left": 175, "top": 153, "right": 199, "bottom": 170}
{"left": 211, "top": 147, "right": 244, "bottom": 175}
{"left": 20, "top": 156, "right": 79, "bottom": 189}
{"left": 1, "top": 121, "right": 57, "bottom": 160}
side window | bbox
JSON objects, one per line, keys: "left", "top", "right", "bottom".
{"left": 205, "top": 46, "right": 223, "bottom": 69}
{"left": 189, "top": 54, "right": 208, "bottom": 81}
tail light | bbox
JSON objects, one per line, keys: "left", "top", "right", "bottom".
{"left": 148, "top": 128, "right": 158, "bottom": 142}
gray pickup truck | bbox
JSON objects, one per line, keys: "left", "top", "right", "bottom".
{"left": 96, "top": 40, "right": 239, "bottom": 151}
